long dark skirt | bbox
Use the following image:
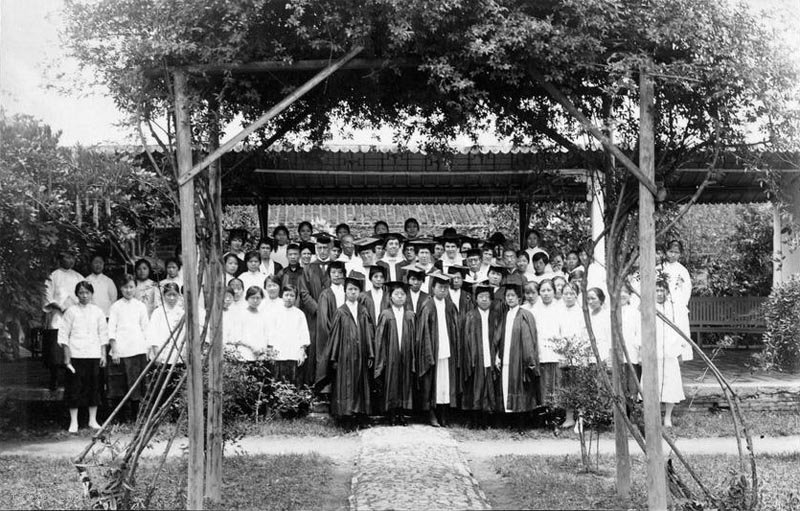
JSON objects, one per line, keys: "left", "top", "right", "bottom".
{"left": 539, "top": 362, "right": 563, "bottom": 405}
{"left": 106, "top": 354, "right": 148, "bottom": 401}
{"left": 65, "top": 358, "right": 101, "bottom": 408}
{"left": 273, "top": 360, "right": 300, "bottom": 385}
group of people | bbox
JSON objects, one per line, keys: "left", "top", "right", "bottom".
{"left": 219, "top": 218, "right": 694, "bottom": 428}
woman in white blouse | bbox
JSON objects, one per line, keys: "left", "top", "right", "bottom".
{"left": 59, "top": 281, "right": 108, "bottom": 433}
{"left": 147, "top": 282, "right": 185, "bottom": 365}
{"left": 531, "top": 279, "right": 564, "bottom": 406}
{"left": 265, "top": 284, "right": 310, "bottom": 384}
{"left": 661, "top": 240, "right": 693, "bottom": 361}
{"left": 133, "top": 259, "right": 158, "bottom": 316}
{"left": 107, "top": 275, "right": 151, "bottom": 422}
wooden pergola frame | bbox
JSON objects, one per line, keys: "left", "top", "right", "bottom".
{"left": 171, "top": 49, "right": 668, "bottom": 509}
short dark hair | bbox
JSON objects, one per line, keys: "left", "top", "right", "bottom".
{"left": 245, "top": 286, "right": 265, "bottom": 300}
{"left": 298, "top": 221, "right": 313, "bottom": 233}
{"left": 245, "top": 250, "right": 261, "bottom": 263}
{"left": 335, "top": 223, "right": 350, "bottom": 234}
{"left": 273, "top": 225, "right": 290, "bottom": 237}
{"left": 404, "top": 217, "right": 419, "bottom": 230}
{"left": 280, "top": 284, "right": 298, "bottom": 297}
{"left": 75, "top": 281, "right": 94, "bottom": 295}
{"left": 588, "top": 287, "right": 606, "bottom": 303}
{"left": 165, "top": 257, "right": 182, "bottom": 269}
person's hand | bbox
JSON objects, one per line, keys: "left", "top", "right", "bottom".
{"left": 66, "top": 362, "right": 76, "bottom": 373}
{"left": 98, "top": 357, "right": 106, "bottom": 368}
{"left": 367, "top": 358, "right": 374, "bottom": 369}
{"left": 111, "top": 353, "right": 121, "bottom": 365}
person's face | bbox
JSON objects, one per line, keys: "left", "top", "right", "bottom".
{"left": 444, "top": 242, "right": 458, "bottom": 258}
{"left": 59, "top": 254, "right": 75, "bottom": 270}
{"left": 505, "top": 289, "right": 520, "bottom": 308}
{"left": 386, "top": 239, "right": 400, "bottom": 257}
{"left": 336, "top": 226, "right": 350, "bottom": 239}
{"left": 275, "top": 230, "right": 289, "bottom": 244}
{"left": 225, "top": 258, "right": 239, "bottom": 275}
{"left": 121, "top": 281, "right": 136, "bottom": 300}
{"left": 299, "top": 225, "right": 312, "bottom": 241}
{"left": 390, "top": 288, "right": 407, "bottom": 307}
{"left": 433, "top": 243, "right": 444, "bottom": 260}
{"left": 418, "top": 248, "right": 432, "bottom": 265}
{"left": 316, "top": 242, "right": 330, "bottom": 260}
{"left": 376, "top": 245, "right": 385, "bottom": 260}
{"left": 516, "top": 256, "right": 528, "bottom": 272}
{"left": 656, "top": 286, "right": 668, "bottom": 304}
{"left": 230, "top": 282, "right": 244, "bottom": 299}
{"left": 460, "top": 242, "right": 472, "bottom": 256}
{"left": 488, "top": 271, "right": 502, "bottom": 286}
{"left": 164, "top": 290, "right": 180, "bottom": 308}
{"left": 527, "top": 232, "right": 540, "bottom": 248}
{"left": 136, "top": 263, "right": 150, "bottom": 281}
{"left": 371, "top": 271, "right": 385, "bottom": 288}
{"left": 403, "top": 245, "right": 416, "bottom": 262}
{"left": 342, "top": 236, "right": 355, "bottom": 256}
{"left": 503, "top": 251, "right": 517, "bottom": 268}
{"left": 554, "top": 279, "right": 566, "bottom": 298}
{"left": 166, "top": 262, "right": 179, "bottom": 278}
{"left": 77, "top": 287, "right": 92, "bottom": 305}
{"left": 524, "top": 287, "right": 538, "bottom": 305}
{"left": 562, "top": 286, "right": 578, "bottom": 307}
{"left": 466, "top": 255, "right": 481, "bottom": 272}
{"left": 360, "top": 248, "right": 375, "bottom": 266}
{"left": 331, "top": 246, "right": 342, "bottom": 259}
{"left": 533, "top": 258, "right": 546, "bottom": 275}
{"left": 552, "top": 255, "right": 564, "bottom": 272}
{"left": 408, "top": 276, "right": 422, "bottom": 292}
{"left": 476, "top": 292, "right": 492, "bottom": 310}
{"left": 433, "top": 282, "right": 449, "bottom": 300}
{"left": 656, "top": 249, "right": 665, "bottom": 264}
{"left": 259, "top": 244, "right": 272, "bottom": 260}
{"left": 345, "top": 283, "right": 360, "bottom": 302}
{"left": 223, "top": 292, "right": 234, "bottom": 310}
{"left": 587, "top": 291, "right": 602, "bottom": 312}
{"left": 266, "top": 281, "right": 280, "bottom": 299}
{"left": 405, "top": 222, "right": 419, "bottom": 238}
{"left": 482, "top": 249, "right": 493, "bottom": 264}
{"left": 579, "top": 250, "right": 590, "bottom": 267}
{"left": 566, "top": 253, "right": 580, "bottom": 271}
{"left": 620, "top": 288, "right": 631, "bottom": 306}
{"left": 300, "top": 249, "right": 313, "bottom": 265}
{"left": 450, "top": 273, "right": 463, "bottom": 290}
{"left": 247, "top": 293, "right": 263, "bottom": 309}
{"left": 230, "top": 237, "right": 243, "bottom": 251}
{"left": 330, "top": 268, "right": 345, "bottom": 285}
{"left": 90, "top": 256, "right": 104, "bottom": 274}
{"left": 539, "top": 284, "right": 554, "bottom": 304}
{"left": 287, "top": 248, "right": 300, "bottom": 265}
{"left": 247, "top": 256, "right": 260, "bottom": 272}
{"left": 282, "top": 290, "right": 296, "bottom": 308}
{"left": 374, "top": 223, "right": 389, "bottom": 236}
{"left": 666, "top": 247, "right": 681, "bottom": 263}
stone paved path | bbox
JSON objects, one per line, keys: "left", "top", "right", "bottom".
{"left": 349, "top": 425, "right": 490, "bottom": 510}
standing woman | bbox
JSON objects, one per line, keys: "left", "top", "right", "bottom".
{"left": 233, "top": 287, "right": 270, "bottom": 361}
{"left": 266, "top": 284, "right": 310, "bottom": 384}
{"left": 147, "top": 283, "right": 185, "bottom": 365}
{"left": 654, "top": 278, "right": 686, "bottom": 427}
{"left": 224, "top": 253, "right": 241, "bottom": 286}
{"left": 107, "top": 275, "right": 151, "bottom": 422}
{"left": 532, "top": 279, "right": 564, "bottom": 414}
{"left": 299, "top": 242, "right": 315, "bottom": 269}
{"left": 461, "top": 284, "right": 501, "bottom": 421}
{"left": 586, "top": 288, "right": 611, "bottom": 363}
{"left": 272, "top": 225, "right": 291, "bottom": 267}
{"left": 261, "top": 275, "right": 283, "bottom": 312}
{"left": 239, "top": 250, "right": 266, "bottom": 292}
{"left": 133, "top": 258, "right": 158, "bottom": 316}
{"left": 59, "top": 281, "right": 108, "bottom": 433}
{"left": 661, "top": 240, "right": 693, "bottom": 361}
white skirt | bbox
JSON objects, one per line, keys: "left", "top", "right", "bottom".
{"left": 435, "top": 357, "right": 450, "bottom": 404}
{"left": 656, "top": 355, "right": 685, "bottom": 404}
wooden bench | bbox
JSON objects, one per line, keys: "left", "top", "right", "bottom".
{"left": 689, "top": 296, "right": 767, "bottom": 348}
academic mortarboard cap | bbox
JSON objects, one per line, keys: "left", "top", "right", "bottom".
{"left": 314, "top": 233, "right": 332, "bottom": 244}
{"left": 461, "top": 280, "right": 474, "bottom": 293}
{"left": 354, "top": 237, "right": 382, "bottom": 254}
{"left": 480, "top": 240, "right": 494, "bottom": 251}
{"left": 409, "top": 238, "right": 436, "bottom": 253}
{"left": 488, "top": 232, "right": 507, "bottom": 245}
{"left": 434, "top": 233, "right": 462, "bottom": 245}
{"left": 382, "top": 232, "right": 406, "bottom": 245}
{"left": 430, "top": 273, "right": 452, "bottom": 287}
{"left": 385, "top": 280, "right": 408, "bottom": 294}
{"left": 369, "top": 265, "right": 388, "bottom": 279}
{"left": 403, "top": 265, "right": 426, "bottom": 281}
{"left": 474, "top": 283, "right": 494, "bottom": 297}
{"left": 459, "top": 235, "right": 480, "bottom": 247}
{"left": 333, "top": 239, "right": 341, "bottom": 249}
{"left": 465, "top": 248, "right": 482, "bottom": 259}
{"left": 504, "top": 283, "right": 524, "bottom": 298}
{"left": 442, "top": 227, "right": 458, "bottom": 237}
{"left": 287, "top": 242, "right": 301, "bottom": 251}
{"left": 488, "top": 264, "right": 509, "bottom": 275}
{"left": 446, "top": 265, "right": 469, "bottom": 278}
{"left": 344, "top": 276, "right": 365, "bottom": 291}
{"left": 327, "top": 260, "right": 346, "bottom": 274}
{"left": 227, "top": 228, "right": 249, "bottom": 243}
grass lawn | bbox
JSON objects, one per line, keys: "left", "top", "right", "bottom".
{"left": 0, "top": 453, "right": 345, "bottom": 510}
{"left": 477, "top": 452, "right": 800, "bottom": 510}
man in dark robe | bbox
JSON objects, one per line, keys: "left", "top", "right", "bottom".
{"left": 277, "top": 243, "right": 318, "bottom": 385}
{"left": 377, "top": 232, "right": 408, "bottom": 282}
{"left": 462, "top": 284, "right": 502, "bottom": 422}
{"left": 487, "top": 264, "right": 508, "bottom": 316}
{"left": 329, "top": 276, "right": 373, "bottom": 425}
{"left": 359, "top": 265, "right": 391, "bottom": 330}
{"left": 416, "top": 274, "right": 461, "bottom": 427}
{"left": 305, "top": 233, "right": 334, "bottom": 301}
{"left": 314, "top": 261, "right": 347, "bottom": 395}
{"left": 404, "top": 266, "right": 429, "bottom": 315}
{"left": 374, "top": 281, "right": 416, "bottom": 424}
{"left": 446, "top": 265, "right": 474, "bottom": 323}
{"left": 495, "top": 284, "right": 540, "bottom": 418}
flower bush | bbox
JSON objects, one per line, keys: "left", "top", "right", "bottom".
{"left": 758, "top": 276, "right": 800, "bottom": 372}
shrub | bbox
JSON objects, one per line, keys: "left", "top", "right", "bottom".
{"left": 758, "top": 276, "right": 800, "bottom": 371}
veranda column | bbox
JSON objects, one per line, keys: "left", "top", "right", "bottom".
{"left": 589, "top": 172, "right": 606, "bottom": 264}
{"left": 772, "top": 202, "right": 783, "bottom": 287}
{"left": 779, "top": 172, "right": 800, "bottom": 282}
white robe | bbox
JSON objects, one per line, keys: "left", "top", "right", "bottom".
{"left": 434, "top": 298, "right": 451, "bottom": 405}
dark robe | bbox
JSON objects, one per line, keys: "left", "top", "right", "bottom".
{"left": 376, "top": 259, "right": 407, "bottom": 282}
{"left": 278, "top": 264, "right": 317, "bottom": 384}
{"left": 496, "top": 307, "right": 540, "bottom": 412}
{"left": 329, "top": 303, "right": 374, "bottom": 416}
{"left": 449, "top": 289, "right": 474, "bottom": 326}
{"left": 405, "top": 290, "right": 429, "bottom": 315}
{"left": 360, "top": 288, "right": 391, "bottom": 329}
{"left": 491, "top": 286, "right": 507, "bottom": 316}
{"left": 314, "top": 286, "right": 342, "bottom": 388}
{"left": 415, "top": 297, "right": 461, "bottom": 410}
{"left": 462, "top": 307, "right": 501, "bottom": 412}
{"left": 305, "top": 259, "right": 333, "bottom": 301}
{"left": 374, "top": 308, "right": 416, "bottom": 411}
{"left": 504, "top": 271, "right": 528, "bottom": 288}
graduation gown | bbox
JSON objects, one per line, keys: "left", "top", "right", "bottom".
{"left": 315, "top": 287, "right": 340, "bottom": 386}
{"left": 374, "top": 308, "right": 416, "bottom": 411}
{"left": 376, "top": 259, "right": 407, "bottom": 282}
{"left": 496, "top": 308, "right": 540, "bottom": 412}
{"left": 405, "top": 291, "right": 429, "bottom": 315}
{"left": 415, "top": 298, "right": 461, "bottom": 410}
{"left": 279, "top": 264, "right": 317, "bottom": 384}
{"left": 360, "top": 289, "right": 391, "bottom": 329}
{"left": 462, "top": 308, "right": 501, "bottom": 412}
{"left": 305, "top": 260, "right": 332, "bottom": 301}
{"left": 329, "top": 303, "right": 374, "bottom": 416}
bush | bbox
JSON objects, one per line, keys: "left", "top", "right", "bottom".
{"left": 758, "top": 276, "right": 800, "bottom": 371}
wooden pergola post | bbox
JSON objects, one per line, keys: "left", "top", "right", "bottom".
{"left": 258, "top": 202, "right": 270, "bottom": 240}
{"left": 173, "top": 70, "right": 205, "bottom": 510}
{"left": 518, "top": 198, "right": 529, "bottom": 248}
{"left": 639, "top": 62, "right": 668, "bottom": 509}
